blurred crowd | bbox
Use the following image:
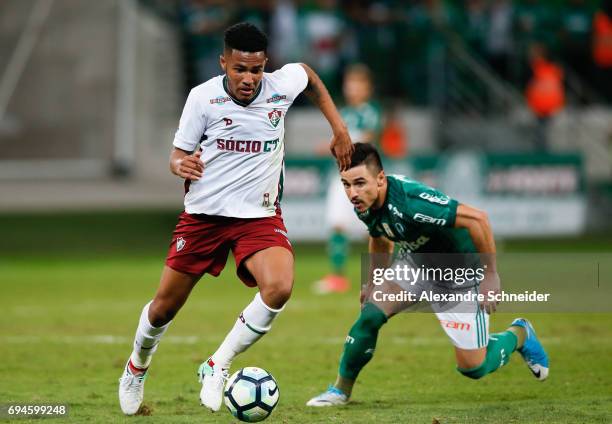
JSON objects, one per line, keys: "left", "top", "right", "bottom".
{"left": 147, "top": 0, "right": 612, "bottom": 107}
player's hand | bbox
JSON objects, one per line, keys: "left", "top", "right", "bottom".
{"left": 330, "top": 129, "right": 354, "bottom": 171}
{"left": 479, "top": 270, "right": 501, "bottom": 314}
{"left": 177, "top": 149, "right": 205, "bottom": 181}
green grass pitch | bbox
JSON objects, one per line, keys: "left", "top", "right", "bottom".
{"left": 1, "top": 212, "right": 611, "bottom": 423}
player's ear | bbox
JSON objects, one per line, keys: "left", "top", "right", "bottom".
{"left": 376, "top": 170, "right": 385, "bottom": 187}
{"left": 220, "top": 54, "right": 226, "bottom": 72}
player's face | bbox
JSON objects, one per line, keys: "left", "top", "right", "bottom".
{"left": 220, "top": 49, "right": 267, "bottom": 102}
{"left": 340, "top": 164, "right": 385, "bottom": 212}
{"left": 343, "top": 73, "right": 372, "bottom": 106}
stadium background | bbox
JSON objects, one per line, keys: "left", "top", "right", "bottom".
{"left": 1, "top": 1, "right": 611, "bottom": 423}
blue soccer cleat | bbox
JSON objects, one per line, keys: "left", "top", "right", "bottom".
{"left": 511, "top": 318, "right": 549, "bottom": 381}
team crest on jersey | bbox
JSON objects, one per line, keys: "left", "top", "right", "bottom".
{"left": 210, "top": 96, "right": 231, "bottom": 105}
{"left": 381, "top": 223, "right": 395, "bottom": 238}
{"left": 267, "top": 93, "right": 287, "bottom": 104}
{"left": 268, "top": 109, "right": 282, "bottom": 127}
{"left": 176, "top": 237, "right": 186, "bottom": 252}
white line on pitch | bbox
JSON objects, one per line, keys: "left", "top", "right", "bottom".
{"left": 0, "top": 335, "right": 562, "bottom": 346}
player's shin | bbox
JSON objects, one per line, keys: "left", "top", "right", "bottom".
{"left": 211, "top": 292, "right": 283, "bottom": 369}
{"left": 336, "top": 303, "right": 388, "bottom": 395}
{"left": 130, "top": 301, "right": 171, "bottom": 369}
{"left": 458, "top": 330, "right": 518, "bottom": 379}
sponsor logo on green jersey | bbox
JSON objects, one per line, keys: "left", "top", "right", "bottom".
{"left": 398, "top": 236, "right": 430, "bottom": 252}
{"left": 413, "top": 213, "right": 446, "bottom": 226}
{"left": 388, "top": 203, "right": 403, "bottom": 218}
{"left": 419, "top": 192, "right": 450, "bottom": 205}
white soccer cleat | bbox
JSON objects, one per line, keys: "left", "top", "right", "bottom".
{"left": 306, "top": 385, "right": 349, "bottom": 407}
{"left": 118, "top": 360, "right": 147, "bottom": 415}
{"left": 198, "top": 357, "right": 229, "bottom": 412}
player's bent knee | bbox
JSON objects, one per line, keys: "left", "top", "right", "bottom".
{"left": 260, "top": 279, "right": 293, "bottom": 309}
{"left": 354, "top": 303, "right": 388, "bottom": 334}
{"left": 276, "top": 284, "right": 293, "bottom": 304}
{"left": 457, "top": 361, "right": 487, "bottom": 380}
{"left": 356, "top": 314, "right": 381, "bottom": 333}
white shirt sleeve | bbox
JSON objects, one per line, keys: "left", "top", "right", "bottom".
{"left": 277, "top": 63, "right": 309, "bottom": 100}
{"left": 173, "top": 88, "right": 207, "bottom": 152}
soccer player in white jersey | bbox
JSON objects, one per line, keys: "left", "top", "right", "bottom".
{"left": 118, "top": 22, "right": 353, "bottom": 415}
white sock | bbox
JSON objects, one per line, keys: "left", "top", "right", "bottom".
{"left": 211, "top": 292, "right": 283, "bottom": 369}
{"left": 130, "top": 301, "right": 170, "bottom": 369}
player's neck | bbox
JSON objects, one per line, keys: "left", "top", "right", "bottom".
{"left": 371, "top": 180, "right": 388, "bottom": 211}
{"left": 347, "top": 100, "right": 368, "bottom": 108}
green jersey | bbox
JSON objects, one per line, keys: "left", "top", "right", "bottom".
{"left": 341, "top": 101, "right": 382, "bottom": 144}
{"left": 357, "top": 175, "right": 476, "bottom": 254}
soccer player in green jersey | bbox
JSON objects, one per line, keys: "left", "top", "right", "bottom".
{"left": 307, "top": 143, "right": 549, "bottom": 406}
{"left": 315, "top": 64, "right": 383, "bottom": 294}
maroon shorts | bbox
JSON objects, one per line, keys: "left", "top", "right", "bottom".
{"left": 165, "top": 211, "right": 293, "bottom": 287}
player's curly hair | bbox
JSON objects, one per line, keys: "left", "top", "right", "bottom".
{"left": 349, "top": 142, "right": 383, "bottom": 173}
{"left": 224, "top": 22, "right": 268, "bottom": 53}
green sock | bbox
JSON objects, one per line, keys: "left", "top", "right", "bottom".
{"left": 338, "top": 303, "right": 388, "bottom": 385}
{"left": 458, "top": 330, "right": 518, "bottom": 379}
{"left": 328, "top": 230, "right": 349, "bottom": 275}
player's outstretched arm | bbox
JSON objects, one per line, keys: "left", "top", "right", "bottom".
{"left": 300, "top": 63, "right": 353, "bottom": 171}
{"left": 455, "top": 204, "right": 500, "bottom": 313}
{"left": 361, "top": 236, "right": 395, "bottom": 305}
{"left": 169, "top": 147, "right": 204, "bottom": 181}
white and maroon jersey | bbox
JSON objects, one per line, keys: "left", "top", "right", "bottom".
{"left": 173, "top": 63, "right": 308, "bottom": 218}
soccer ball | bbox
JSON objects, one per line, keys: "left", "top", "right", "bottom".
{"left": 224, "top": 367, "right": 279, "bottom": 422}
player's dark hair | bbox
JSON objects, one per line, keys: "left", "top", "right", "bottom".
{"left": 344, "top": 63, "right": 373, "bottom": 83}
{"left": 224, "top": 22, "right": 268, "bottom": 53}
{"left": 349, "top": 142, "right": 383, "bottom": 173}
